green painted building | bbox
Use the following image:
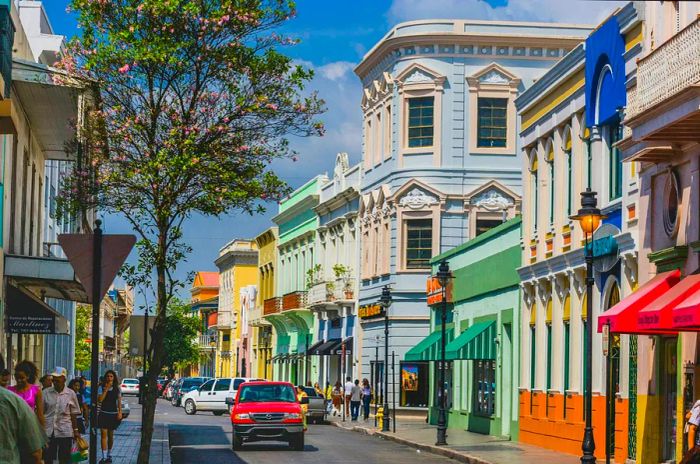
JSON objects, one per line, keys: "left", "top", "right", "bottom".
{"left": 405, "top": 217, "right": 521, "bottom": 439}
{"left": 267, "top": 175, "right": 328, "bottom": 385}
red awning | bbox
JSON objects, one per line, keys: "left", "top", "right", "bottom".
{"left": 637, "top": 274, "right": 700, "bottom": 331}
{"left": 207, "top": 312, "right": 218, "bottom": 327}
{"left": 673, "top": 280, "right": 700, "bottom": 328}
{"left": 597, "top": 270, "right": 680, "bottom": 333}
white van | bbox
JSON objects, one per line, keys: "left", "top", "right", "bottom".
{"left": 182, "top": 377, "right": 261, "bottom": 415}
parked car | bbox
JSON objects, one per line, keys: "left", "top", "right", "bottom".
{"left": 120, "top": 378, "right": 140, "bottom": 396}
{"left": 171, "top": 377, "right": 208, "bottom": 407}
{"left": 183, "top": 377, "right": 261, "bottom": 415}
{"left": 301, "top": 386, "right": 326, "bottom": 423}
{"left": 227, "top": 381, "right": 307, "bottom": 451}
{"left": 166, "top": 379, "right": 181, "bottom": 402}
{"left": 121, "top": 399, "right": 130, "bottom": 419}
{"left": 157, "top": 378, "right": 169, "bottom": 396}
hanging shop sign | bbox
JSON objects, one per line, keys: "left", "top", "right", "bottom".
{"left": 8, "top": 314, "right": 55, "bottom": 334}
{"left": 359, "top": 304, "right": 385, "bottom": 320}
{"left": 426, "top": 276, "right": 453, "bottom": 306}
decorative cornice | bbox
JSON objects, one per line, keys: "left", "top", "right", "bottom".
{"left": 648, "top": 245, "right": 688, "bottom": 273}
{"left": 398, "top": 188, "right": 439, "bottom": 209}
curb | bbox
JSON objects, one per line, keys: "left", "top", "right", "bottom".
{"left": 331, "top": 422, "right": 493, "bottom": 464}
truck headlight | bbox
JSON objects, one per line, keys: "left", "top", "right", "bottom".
{"left": 234, "top": 413, "right": 250, "bottom": 420}
{"left": 284, "top": 413, "right": 302, "bottom": 419}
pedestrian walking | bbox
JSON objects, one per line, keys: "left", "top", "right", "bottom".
{"left": 40, "top": 375, "right": 53, "bottom": 390}
{"left": 331, "top": 381, "right": 342, "bottom": 416}
{"left": 8, "top": 360, "right": 45, "bottom": 427}
{"left": 97, "top": 370, "right": 123, "bottom": 463}
{"left": 324, "top": 382, "right": 333, "bottom": 415}
{"left": 42, "top": 367, "right": 81, "bottom": 464}
{"left": 0, "top": 355, "right": 45, "bottom": 464}
{"left": 683, "top": 399, "right": 700, "bottom": 464}
{"left": 350, "top": 379, "right": 362, "bottom": 421}
{"left": 361, "top": 378, "right": 372, "bottom": 421}
{"left": 313, "top": 382, "right": 323, "bottom": 397}
{"left": 0, "top": 368, "right": 10, "bottom": 388}
{"left": 344, "top": 376, "right": 353, "bottom": 415}
{"left": 296, "top": 385, "right": 308, "bottom": 430}
{"left": 68, "top": 379, "right": 88, "bottom": 434}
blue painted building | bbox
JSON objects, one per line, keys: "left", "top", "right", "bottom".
{"left": 355, "top": 19, "right": 592, "bottom": 409}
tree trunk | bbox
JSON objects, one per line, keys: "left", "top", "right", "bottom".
{"left": 137, "top": 232, "right": 169, "bottom": 464}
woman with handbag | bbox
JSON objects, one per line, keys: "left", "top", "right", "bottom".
{"left": 361, "top": 378, "right": 372, "bottom": 421}
{"left": 68, "top": 379, "right": 89, "bottom": 434}
{"left": 97, "top": 371, "right": 122, "bottom": 464}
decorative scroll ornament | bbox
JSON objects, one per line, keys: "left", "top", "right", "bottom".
{"left": 479, "top": 70, "right": 510, "bottom": 84}
{"left": 404, "top": 69, "right": 433, "bottom": 84}
{"left": 474, "top": 189, "right": 513, "bottom": 211}
{"left": 399, "top": 188, "right": 439, "bottom": 209}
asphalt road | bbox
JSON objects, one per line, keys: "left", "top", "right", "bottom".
{"left": 124, "top": 396, "right": 454, "bottom": 464}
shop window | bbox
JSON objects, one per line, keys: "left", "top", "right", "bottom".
{"left": 401, "top": 362, "right": 429, "bottom": 407}
{"left": 371, "top": 360, "right": 384, "bottom": 405}
{"left": 405, "top": 219, "right": 432, "bottom": 269}
{"left": 563, "top": 321, "right": 570, "bottom": 418}
{"left": 609, "top": 123, "right": 622, "bottom": 201}
{"left": 407, "top": 97, "right": 434, "bottom": 148}
{"left": 473, "top": 360, "right": 496, "bottom": 416}
{"left": 477, "top": 98, "right": 508, "bottom": 148}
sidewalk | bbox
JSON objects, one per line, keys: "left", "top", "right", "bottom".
{"left": 109, "top": 420, "right": 171, "bottom": 464}
{"left": 330, "top": 415, "right": 578, "bottom": 464}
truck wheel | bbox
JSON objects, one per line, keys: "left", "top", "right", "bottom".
{"left": 213, "top": 411, "right": 225, "bottom": 416}
{"left": 184, "top": 399, "right": 196, "bottom": 415}
{"left": 232, "top": 431, "right": 243, "bottom": 451}
{"left": 289, "top": 432, "right": 304, "bottom": 451}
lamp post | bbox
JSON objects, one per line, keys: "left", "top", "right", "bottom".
{"left": 435, "top": 260, "right": 452, "bottom": 446}
{"left": 379, "top": 285, "right": 393, "bottom": 432}
{"left": 571, "top": 188, "right": 605, "bottom": 464}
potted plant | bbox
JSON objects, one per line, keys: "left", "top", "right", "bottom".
{"left": 333, "top": 264, "right": 353, "bottom": 299}
{"left": 306, "top": 264, "right": 323, "bottom": 289}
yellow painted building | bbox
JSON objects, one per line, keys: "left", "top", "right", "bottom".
{"left": 252, "top": 227, "right": 278, "bottom": 379}
{"left": 190, "top": 272, "right": 219, "bottom": 378}
{"left": 214, "top": 239, "right": 258, "bottom": 378}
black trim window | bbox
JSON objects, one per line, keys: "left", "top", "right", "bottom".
{"left": 474, "top": 360, "right": 496, "bottom": 416}
{"left": 405, "top": 219, "right": 432, "bottom": 269}
{"left": 214, "top": 379, "right": 231, "bottom": 391}
{"left": 407, "top": 97, "right": 434, "bottom": 148}
{"left": 477, "top": 98, "right": 508, "bottom": 148}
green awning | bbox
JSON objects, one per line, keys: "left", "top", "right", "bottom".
{"left": 404, "top": 329, "right": 454, "bottom": 362}
{"left": 446, "top": 321, "right": 496, "bottom": 360}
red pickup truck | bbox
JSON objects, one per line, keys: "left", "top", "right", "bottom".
{"left": 226, "top": 381, "right": 308, "bottom": 451}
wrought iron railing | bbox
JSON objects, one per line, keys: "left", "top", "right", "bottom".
{"left": 198, "top": 334, "right": 217, "bottom": 350}
{"left": 632, "top": 18, "right": 700, "bottom": 117}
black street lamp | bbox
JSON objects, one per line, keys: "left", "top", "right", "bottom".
{"left": 570, "top": 188, "right": 605, "bottom": 464}
{"left": 435, "top": 260, "right": 452, "bottom": 446}
{"left": 379, "top": 285, "right": 393, "bottom": 432}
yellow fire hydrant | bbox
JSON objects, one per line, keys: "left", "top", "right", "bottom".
{"left": 377, "top": 406, "right": 384, "bottom": 429}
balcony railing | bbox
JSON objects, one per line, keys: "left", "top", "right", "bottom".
{"left": 632, "top": 18, "right": 700, "bottom": 117}
{"left": 308, "top": 279, "right": 356, "bottom": 306}
{"left": 263, "top": 297, "right": 282, "bottom": 315}
{"left": 282, "top": 291, "right": 308, "bottom": 311}
{"left": 198, "top": 334, "right": 217, "bottom": 350}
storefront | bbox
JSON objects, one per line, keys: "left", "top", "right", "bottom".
{"left": 406, "top": 218, "right": 521, "bottom": 437}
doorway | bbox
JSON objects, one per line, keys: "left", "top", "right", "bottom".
{"left": 661, "top": 337, "right": 678, "bottom": 462}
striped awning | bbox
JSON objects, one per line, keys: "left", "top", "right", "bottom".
{"left": 445, "top": 321, "right": 496, "bottom": 360}
{"left": 404, "top": 329, "right": 454, "bottom": 362}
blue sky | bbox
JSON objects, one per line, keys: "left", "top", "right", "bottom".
{"left": 42, "top": 0, "right": 621, "bottom": 307}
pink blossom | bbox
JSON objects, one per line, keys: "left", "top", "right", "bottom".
{"left": 265, "top": 103, "right": 278, "bottom": 111}
{"left": 118, "top": 64, "right": 131, "bottom": 74}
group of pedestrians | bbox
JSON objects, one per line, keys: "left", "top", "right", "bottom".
{"left": 0, "top": 356, "right": 124, "bottom": 464}
{"left": 326, "top": 376, "right": 372, "bottom": 421}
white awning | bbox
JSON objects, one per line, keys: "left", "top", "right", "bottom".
{"left": 4, "top": 253, "right": 88, "bottom": 303}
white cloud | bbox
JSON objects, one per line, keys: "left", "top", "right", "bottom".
{"left": 386, "top": 0, "right": 625, "bottom": 25}
{"left": 318, "top": 61, "right": 356, "bottom": 82}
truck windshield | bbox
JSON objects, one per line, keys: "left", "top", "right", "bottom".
{"left": 238, "top": 385, "right": 297, "bottom": 403}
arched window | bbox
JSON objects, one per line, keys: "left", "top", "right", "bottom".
{"left": 545, "top": 298, "right": 553, "bottom": 415}
{"left": 547, "top": 139, "right": 555, "bottom": 225}
{"left": 529, "top": 302, "right": 536, "bottom": 413}
{"left": 562, "top": 127, "right": 573, "bottom": 217}
{"left": 529, "top": 150, "right": 538, "bottom": 232}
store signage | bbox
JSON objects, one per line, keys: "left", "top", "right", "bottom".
{"left": 359, "top": 304, "right": 385, "bottom": 319}
{"left": 8, "top": 314, "right": 55, "bottom": 334}
{"left": 602, "top": 324, "right": 610, "bottom": 357}
{"left": 426, "top": 276, "right": 453, "bottom": 306}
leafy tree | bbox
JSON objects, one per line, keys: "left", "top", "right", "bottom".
{"left": 74, "top": 304, "right": 92, "bottom": 373}
{"left": 58, "top": 1, "right": 323, "bottom": 460}
{"left": 161, "top": 300, "right": 200, "bottom": 376}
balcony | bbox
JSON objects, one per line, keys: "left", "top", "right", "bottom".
{"left": 198, "top": 334, "right": 217, "bottom": 350}
{"left": 282, "top": 291, "right": 308, "bottom": 311}
{"left": 263, "top": 297, "right": 282, "bottom": 315}
{"left": 308, "top": 279, "right": 356, "bottom": 308}
{"left": 625, "top": 17, "right": 700, "bottom": 153}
